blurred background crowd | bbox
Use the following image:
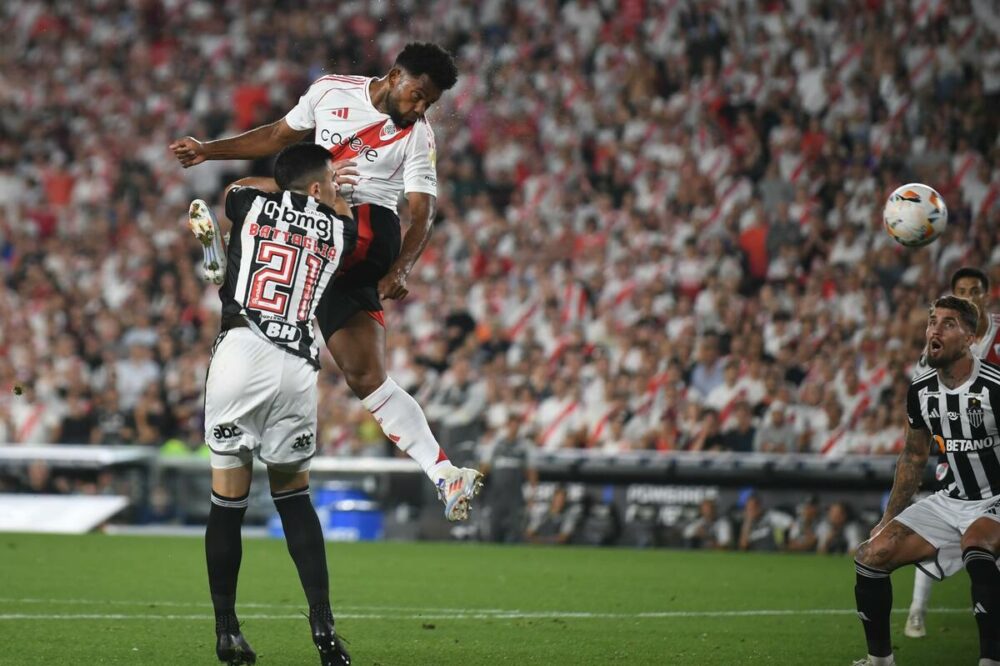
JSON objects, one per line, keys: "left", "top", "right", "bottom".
{"left": 1, "top": 0, "right": 999, "bottom": 480}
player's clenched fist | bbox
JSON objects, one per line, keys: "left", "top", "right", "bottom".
{"left": 170, "top": 136, "right": 207, "bottom": 168}
{"left": 378, "top": 269, "right": 409, "bottom": 301}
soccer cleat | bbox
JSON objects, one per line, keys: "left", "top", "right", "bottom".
{"left": 436, "top": 467, "right": 484, "bottom": 521}
{"left": 851, "top": 657, "right": 896, "bottom": 666}
{"left": 189, "top": 199, "right": 227, "bottom": 285}
{"left": 215, "top": 615, "right": 257, "bottom": 665}
{"left": 310, "top": 606, "right": 351, "bottom": 666}
{"left": 904, "top": 609, "right": 926, "bottom": 638}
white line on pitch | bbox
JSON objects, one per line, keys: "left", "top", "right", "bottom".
{"left": 0, "top": 609, "right": 974, "bottom": 621}
{"left": 0, "top": 598, "right": 508, "bottom": 613}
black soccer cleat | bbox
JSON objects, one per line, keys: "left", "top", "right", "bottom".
{"left": 215, "top": 614, "right": 257, "bottom": 665}
{"left": 310, "top": 605, "right": 351, "bottom": 666}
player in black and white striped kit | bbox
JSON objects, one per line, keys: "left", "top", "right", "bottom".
{"left": 907, "top": 267, "right": 1000, "bottom": 638}
{"left": 852, "top": 296, "right": 1000, "bottom": 666}
{"left": 197, "top": 143, "right": 357, "bottom": 666}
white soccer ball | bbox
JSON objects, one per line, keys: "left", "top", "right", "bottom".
{"left": 882, "top": 183, "right": 948, "bottom": 248}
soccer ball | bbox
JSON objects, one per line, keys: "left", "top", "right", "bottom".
{"left": 882, "top": 183, "right": 948, "bottom": 247}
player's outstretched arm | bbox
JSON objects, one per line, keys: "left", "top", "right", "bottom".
{"left": 170, "top": 119, "right": 311, "bottom": 168}
{"left": 873, "top": 424, "right": 930, "bottom": 535}
{"left": 378, "top": 192, "right": 436, "bottom": 300}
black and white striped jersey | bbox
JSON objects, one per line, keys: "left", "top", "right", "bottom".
{"left": 221, "top": 186, "right": 357, "bottom": 368}
{"left": 908, "top": 357, "right": 1000, "bottom": 500}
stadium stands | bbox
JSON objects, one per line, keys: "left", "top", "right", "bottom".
{"left": 1, "top": 0, "right": 998, "bottom": 476}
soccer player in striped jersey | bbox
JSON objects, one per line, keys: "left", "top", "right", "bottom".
{"left": 199, "top": 143, "right": 357, "bottom": 665}
{"left": 171, "top": 42, "right": 483, "bottom": 522}
{"left": 853, "top": 296, "right": 1000, "bottom": 666}
{"left": 907, "top": 267, "right": 1000, "bottom": 638}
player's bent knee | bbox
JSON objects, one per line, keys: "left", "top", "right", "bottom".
{"left": 856, "top": 535, "right": 897, "bottom": 571}
{"left": 345, "top": 370, "right": 387, "bottom": 399}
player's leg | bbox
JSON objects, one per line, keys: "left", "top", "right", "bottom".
{"left": 268, "top": 467, "right": 350, "bottom": 666}
{"left": 905, "top": 569, "right": 934, "bottom": 638}
{"left": 207, "top": 458, "right": 256, "bottom": 665}
{"left": 853, "top": 520, "right": 937, "bottom": 665}
{"left": 204, "top": 328, "right": 277, "bottom": 664}
{"left": 326, "top": 308, "right": 483, "bottom": 520}
{"left": 961, "top": 516, "right": 1000, "bottom": 666}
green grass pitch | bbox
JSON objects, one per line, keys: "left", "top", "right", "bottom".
{"left": 0, "top": 533, "right": 979, "bottom": 664}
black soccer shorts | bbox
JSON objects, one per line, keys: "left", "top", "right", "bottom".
{"left": 316, "top": 203, "right": 400, "bottom": 339}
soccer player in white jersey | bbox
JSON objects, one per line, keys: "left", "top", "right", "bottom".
{"left": 171, "top": 43, "right": 483, "bottom": 521}
{"left": 853, "top": 296, "right": 1000, "bottom": 666}
{"left": 200, "top": 144, "right": 357, "bottom": 665}
{"left": 907, "top": 267, "right": 1000, "bottom": 638}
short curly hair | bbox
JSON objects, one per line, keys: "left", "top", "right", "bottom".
{"left": 394, "top": 42, "right": 458, "bottom": 91}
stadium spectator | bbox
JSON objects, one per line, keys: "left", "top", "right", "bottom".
{"left": 524, "top": 486, "right": 582, "bottom": 546}
{"left": 817, "top": 501, "right": 864, "bottom": 555}
{"left": 682, "top": 498, "right": 733, "bottom": 550}
{"left": 785, "top": 496, "right": 821, "bottom": 553}
{"left": 0, "top": 0, "right": 997, "bottom": 470}
{"left": 737, "top": 493, "right": 790, "bottom": 552}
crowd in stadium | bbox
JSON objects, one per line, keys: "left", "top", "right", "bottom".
{"left": 1, "top": 0, "right": 999, "bottom": 471}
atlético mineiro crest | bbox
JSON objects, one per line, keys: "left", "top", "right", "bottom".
{"left": 968, "top": 398, "right": 985, "bottom": 428}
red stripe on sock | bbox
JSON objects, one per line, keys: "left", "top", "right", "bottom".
{"left": 435, "top": 448, "right": 449, "bottom": 464}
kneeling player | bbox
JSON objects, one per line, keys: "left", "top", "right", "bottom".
{"left": 854, "top": 296, "right": 1000, "bottom": 666}
{"left": 199, "top": 144, "right": 357, "bottom": 665}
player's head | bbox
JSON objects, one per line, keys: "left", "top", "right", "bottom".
{"left": 385, "top": 42, "right": 458, "bottom": 128}
{"left": 926, "top": 295, "right": 980, "bottom": 368}
{"left": 950, "top": 266, "right": 989, "bottom": 316}
{"left": 274, "top": 143, "right": 338, "bottom": 206}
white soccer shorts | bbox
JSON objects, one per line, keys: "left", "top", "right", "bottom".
{"left": 894, "top": 490, "right": 1000, "bottom": 580}
{"left": 204, "top": 328, "right": 318, "bottom": 472}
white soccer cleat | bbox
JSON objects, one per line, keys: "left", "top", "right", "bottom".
{"left": 851, "top": 656, "right": 896, "bottom": 666}
{"left": 904, "top": 609, "right": 926, "bottom": 638}
{"left": 188, "top": 199, "right": 227, "bottom": 285}
{"left": 436, "top": 467, "right": 484, "bottom": 522}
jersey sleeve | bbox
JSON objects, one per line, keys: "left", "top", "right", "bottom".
{"left": 224, "top": 186, "right": 258, "bottom": 225}
{"left": 402, "top": 119, "right": 438, "bottom": 197}
{"left": 906, "top": 382, "right": 927, "bottom": 430}
{"left": 284, "top": 78, "right": 327, "bottom": 131}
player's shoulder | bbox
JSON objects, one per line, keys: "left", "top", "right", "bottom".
{"left": 309, "top": 73, "right": 370, "bottom": 90}
{"left": 910, "top": 366, "right": 937, "bottom": 387}
{"left": 980, "top": 360, "right": 1000, "bottom": 383}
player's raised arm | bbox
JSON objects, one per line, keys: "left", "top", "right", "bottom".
{"left": 170, "top": 118, "right": 311, "bottom": 168}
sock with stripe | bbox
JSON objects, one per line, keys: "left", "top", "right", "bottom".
{"left": 855, "top": 560, "right": 893, "bottom": 658}
{"left": 273, "top": 486, "right": 330, "bottom": 611}
{"left": 362, "top": 377, "right": 453, "bottom": 482}
{"left": 205, "top": 490, "right": 249, "bottom": 620}
{"left": 965, "top": 546, "right": 1000, "bottom": 660}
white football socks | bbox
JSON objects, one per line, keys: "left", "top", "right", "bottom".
{"left": 910, "top": 569, "right": 934, "bottom": 612}
{"left": 362, "top": 377, "right": 453, "bottom": 481}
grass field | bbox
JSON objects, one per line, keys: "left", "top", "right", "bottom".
{"left": 0, "top": 533, "right": 980, "bottom": 665}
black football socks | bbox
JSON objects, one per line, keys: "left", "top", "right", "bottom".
{"left": 855, "top": 560, "right": 893, "bottom": 658}
{"left": 965, "top": 547, "right": 1000, "bottom": 660}
{"left": 273, "top": 486, "right": 331, "bottom": 614}
{"left": 206, "top": 490, "right": 250, "bottom": 622}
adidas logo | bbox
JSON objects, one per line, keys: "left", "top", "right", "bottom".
{"left": 928, "top": 409, "right": 940, "bottom": 419}
{"left": 857, "top": 611, "right": 871, "bottom": 622}
{"left": 330, "top": 107, "right": 350, "bottom": 119}
{"left": 975, "top": 603, "right": 988, "bottom": 615}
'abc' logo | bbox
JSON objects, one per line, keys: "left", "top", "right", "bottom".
{"left": 213, "top": 425, "right": 243, "bottom": 440}
{"left": 291, "top": 433, "right": 314, "bottom": 450}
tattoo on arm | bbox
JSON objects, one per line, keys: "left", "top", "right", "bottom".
{"left": 882, "top": 425, "right": 930, "bottom": 523}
